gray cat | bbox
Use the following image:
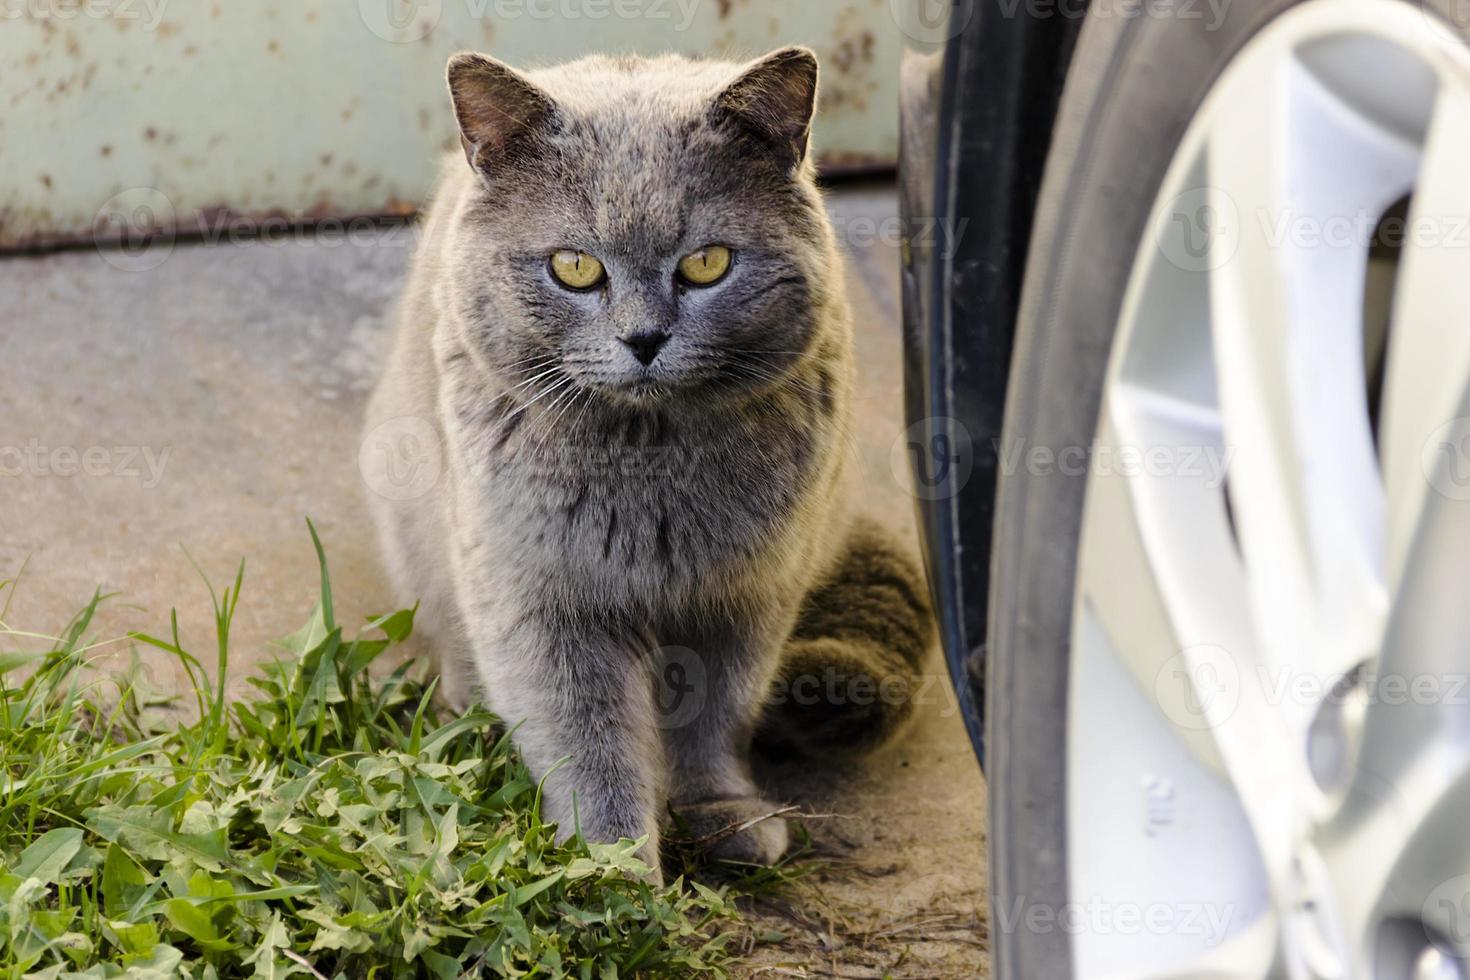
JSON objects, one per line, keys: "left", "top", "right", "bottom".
{"left": 363, "top": 47, "right": 932, "bottom": 881}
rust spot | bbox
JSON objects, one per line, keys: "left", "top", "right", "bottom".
{"left": 156, "top": 22, "right": 181, "bottom": 38}
{"left": 418, "top": 107, "right": 433, "bottom": 132}
{"left": 184, "top": 44, "right": 199, "bottom": 56}
{"left": 341, "top": 108, "right": 354, "bottom": 122}
{"left": 306, "top": 10, "right": 318, "bottom": 22}
{"left": 145, "top": 126, "right": 158, "bottom": 140}
{"left": 267, "top": 40, "right": 279, "bottom": 54}
{"left": 716, "top": 0, "right": 732, "bottom": 17}
{"left": 830, "top": 31, "right": 878, "bottom": 75}
{"left": 211, "top": 3, "right": 221, "bottom": 16}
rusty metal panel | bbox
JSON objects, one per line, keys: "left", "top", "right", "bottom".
{"left": 0, "top": 0, "right": 903, "bottom": 249}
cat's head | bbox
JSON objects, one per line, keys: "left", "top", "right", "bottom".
{"left": 440, "top": 48, "right": 836, "bottom": 411}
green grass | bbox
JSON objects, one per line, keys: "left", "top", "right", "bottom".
{"left": 0, "top": 525, "right": 773, "bottom": 979}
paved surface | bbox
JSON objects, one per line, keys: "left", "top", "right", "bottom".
{"left": 0, "top": 183, "right": 989, "bottom": 977}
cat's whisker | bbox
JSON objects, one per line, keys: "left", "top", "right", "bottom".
{"left": 567, "top": 387, "right": 599, "bottom": 434}
{"left": 503, "top": 352, "right": 557, "bottom": 369}
{"left": 502, "top": 374, "right": 577, "bottom": 425}
{"left": 513, "top": 363, "right": 564, "bottom": 391}
{"left": 724, "top": 361, "right": 829, "bottom": 399}
{"left": 528, "top": 380, "right": 586, "bottom": 442}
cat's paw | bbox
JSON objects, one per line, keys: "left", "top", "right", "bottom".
{"left": 672, "top": 798, "right": 792, "bottom": 866}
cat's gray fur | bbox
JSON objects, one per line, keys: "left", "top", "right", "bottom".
{"left": 364, "top": 47, "right": 932, "bottom": 881}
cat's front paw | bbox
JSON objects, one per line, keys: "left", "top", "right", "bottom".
{"left": 671, "top": 798, "right": 792, "bottom": 866}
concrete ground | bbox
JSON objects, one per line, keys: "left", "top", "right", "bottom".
{"left": 0, "top": 183, "right": 989, "bottom": 978}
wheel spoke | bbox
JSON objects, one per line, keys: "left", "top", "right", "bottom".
{"left": 1075, "top": 406, "right": 1251, "bottom": 775}
{"left": 1070, "top": 409, "right": 1277, "bottom": 974}
{"left": 1205, "top": 55, "right": 1413, "bottom": 692}
{"left": 1379, "top": 82, "right": 1470, "bottom": 591}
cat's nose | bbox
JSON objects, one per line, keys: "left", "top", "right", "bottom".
{"left": 620, "top": 330, "right": 668, "bottom": 367}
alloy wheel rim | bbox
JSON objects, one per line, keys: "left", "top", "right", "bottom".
{"left": 1068, "top": 1, "right": 1470, "bottom": 976}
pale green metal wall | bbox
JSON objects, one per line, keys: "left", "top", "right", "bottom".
{"left": 0, "top": 0, "right": 906, "bottom": 248}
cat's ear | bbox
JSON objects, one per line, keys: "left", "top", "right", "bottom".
{"left": 714, "top": 46, "right": 819, "bottom": 173}
{"left": 447, "top": 52, "right": 556, "bottom": 174}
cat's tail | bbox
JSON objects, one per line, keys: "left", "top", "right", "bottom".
{"left": 758, "top": 517, "right": 936, "bottom": 755}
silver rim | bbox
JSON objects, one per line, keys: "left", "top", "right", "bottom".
{"left": 1068, "top": 1, "right": 1470, "bottom": 976}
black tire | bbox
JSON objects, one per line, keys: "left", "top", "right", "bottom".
{"left": 986, "top": 0, "right": 1470, "bottom": 976}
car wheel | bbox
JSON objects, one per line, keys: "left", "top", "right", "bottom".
{"left": 988, "top": 0, "right": 1470, "bottom": 975}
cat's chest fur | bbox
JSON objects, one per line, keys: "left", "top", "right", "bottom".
{"left": 447, "top": 381, "right": 832, "bottom": 611}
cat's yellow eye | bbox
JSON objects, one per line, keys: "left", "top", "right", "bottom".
{"left": 549, "top": 250, "right": 606, "bottom": 290}
{"left": 677, "top": 246, "right": 733, "bottom": 287}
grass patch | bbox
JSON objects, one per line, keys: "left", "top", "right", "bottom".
{"left": 0, "top": 525, "right": 779, "bottom": 978}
